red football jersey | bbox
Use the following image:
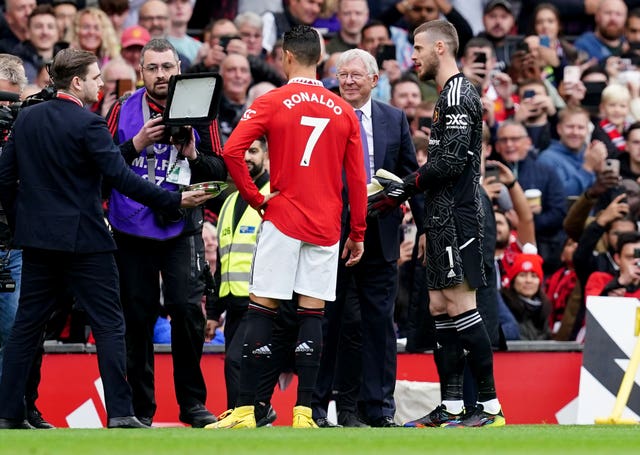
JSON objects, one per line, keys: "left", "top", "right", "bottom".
{"left": 222, "top": 77, "right": 367, "bottom": 246}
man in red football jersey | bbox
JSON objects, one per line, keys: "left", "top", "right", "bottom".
{"left": 207, "top": 24, "right": 367, "bottom": 429}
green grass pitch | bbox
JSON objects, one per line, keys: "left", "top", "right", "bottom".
{"left": 1, "top": 426, "right": 640, "bottom": 455}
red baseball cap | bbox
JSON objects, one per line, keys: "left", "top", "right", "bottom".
{"left": 121, "top": 25, "right": 151, "bottom": 49}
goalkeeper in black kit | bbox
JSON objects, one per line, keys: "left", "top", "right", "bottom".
{"left": 369, "top": 19, "right": 505, "bottom": 427}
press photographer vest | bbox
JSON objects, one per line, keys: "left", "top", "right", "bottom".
{"left": 108, "top": 88, "right": 196, "bottom": 240}
{"left": 217, "top": 181, "right": 269, "bottom": 297}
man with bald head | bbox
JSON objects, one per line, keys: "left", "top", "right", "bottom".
{"left": 0, "top": 0, "right": 37, "bottom": 53}
{"left": 218, "top": 52, "right": 252, "bottom": 143}
{"left": 575, "top": 0, "right": 628, "bottom": 63}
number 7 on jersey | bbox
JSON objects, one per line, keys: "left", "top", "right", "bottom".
{"left": 299, "top": 116, "right": 330, "bottom": 166}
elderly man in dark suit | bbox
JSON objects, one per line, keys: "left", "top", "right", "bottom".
{"left": 312, "top": 48, "right": 423, "bottom": 428}
{"left": 0, "top": 48, "right": 210, "bottom": 429}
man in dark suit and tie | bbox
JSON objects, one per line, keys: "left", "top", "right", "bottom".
{"left": 312, "top": 48, "right": 423, "bottom": 428}
{"left": 0, "top": 48, "right": 211, "bottom": 429}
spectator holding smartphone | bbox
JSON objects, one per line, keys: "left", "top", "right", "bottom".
{"left": 359, "top": 20, "right": 402, "bottom": 104}
{"left": 528, "top": 3, "right": 582, "bottom": 87}
{"left": 189, "top": 19, "right": 285, "bottom": 90}
{"left": 476, "top": 0, "right": 518, "bottom": 72}
{"left": 514, "top": 79, "right": 557, "bottom": 152}
{"left": 460, "top": 37, "right": 515, "bottom": 125}
{"left": 98, "top": 57, "right": 137, "bottom": 117}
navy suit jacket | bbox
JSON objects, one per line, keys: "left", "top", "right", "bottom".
{"left": 365, "top": 100, "right": 423, "bottom": 262}
{"left": 0, "top": 97, "right": 181, "bottom": 253}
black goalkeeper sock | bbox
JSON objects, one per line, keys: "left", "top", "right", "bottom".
{"left": 294, "top": 307, "right": 324, "bottom": 407}
{"left": 236, "top": 302, "right": 278, "bottom": 407}
{"left": 452, "top": 309, "right": 497, "bottom": 402}
{"left": 433, "top": 314, "right": 465, "bottom": 402}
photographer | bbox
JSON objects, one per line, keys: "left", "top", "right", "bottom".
{"left": 0, "top": 48, "right": 210, "bottom": 429}
{"left": 0, "top": 53, "right": 54, "bottom": 429}
{"left": 105, "top": 38, "right": 225, "bottom": 428}
{"left": 585, "top": 231, "right": 640, "bottom": 298}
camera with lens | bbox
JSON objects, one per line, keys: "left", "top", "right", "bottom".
{"left": 0, "top": 261, "right": 16, "bottom": 293}
{"left": 152, "top": 112, "right": 192, "bottom": 145}
{"left": 0, "top": 86, "right": 56, "bottom": 146}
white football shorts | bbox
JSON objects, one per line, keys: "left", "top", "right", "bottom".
{"left": 249, "top": 221, "right": 339, "bottom": 301}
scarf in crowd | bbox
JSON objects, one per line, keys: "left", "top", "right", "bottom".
{"left": 600, "top": 118, "right": 626, "bottom": 151}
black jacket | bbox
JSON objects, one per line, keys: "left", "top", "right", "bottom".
{"left": 0, "top": 97, "right": 181, "bottom": 253}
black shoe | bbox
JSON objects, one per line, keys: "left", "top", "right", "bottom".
{"left": 27, "top": 408, "right": 55, "bottom": 429}
{"left": 0, "top": 418, "right": 35, "bottom": 429}
{"left": 179, "top": 404, "right": 217, "bottom": 428}
{"left": 137, "top": 416, "right": 153, "bottom": 427}
{"left": 443, "top": 405, "right": 506, "bottom": 428}
{"left": 107, "top": 416, "right": 151, "bottom": 429}
{"left": 255, "top": 405, "right": 277, "bottom": 427}
{"left": 315, "top": 417, "right": 342, "bottom": 428}
{"left": 369, "top": 416, "right": 399, "bottom": 427}
{"left": 337, "top": 411, "right": 369, "bottom": 428}
{"left": 403, "top": 404, "right": 462, "bottom": 428}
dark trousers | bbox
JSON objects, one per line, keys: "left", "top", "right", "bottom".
{"left": 313, "top": 252, "right": 398, "bottom": 421}
{"left": 0, "top": 248, "right": 133, "bottom": 419}
{"left": 223, "top": 300, "right": 298, "bottom": 409}
{"left": 114, "top": 232, "right": 207, "bottom": 419}
{"left": 312, "top": 275, "right": 361, "bottom": 418}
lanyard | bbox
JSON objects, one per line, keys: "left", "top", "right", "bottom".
{"left": 141, "top": 96, "right": 158, "bottom": 183}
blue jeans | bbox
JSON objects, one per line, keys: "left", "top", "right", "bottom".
{"left": 0, "top": 249, "right": 22, "bottom": 380}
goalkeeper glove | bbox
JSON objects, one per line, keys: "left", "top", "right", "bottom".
{"left": 367, "top": 172, "right": 418, "bottom": 218}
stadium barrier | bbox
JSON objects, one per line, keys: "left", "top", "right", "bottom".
{"left": 38, "top": 340, "right": 582, "bottom": 427}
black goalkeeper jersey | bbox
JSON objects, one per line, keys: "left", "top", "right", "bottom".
{"left": 416, "top": 73, "right": 486, "bottom": 290}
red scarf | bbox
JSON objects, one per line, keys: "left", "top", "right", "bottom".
{"left": 599, "top": 118, "right": 626, "bottom": 151}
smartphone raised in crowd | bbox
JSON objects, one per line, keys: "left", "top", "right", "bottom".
{"left": 418, "top": 116, "right": 432, "bottom": 130}
{"left": 563, "top": 65, "right": 581, "bottom": 84}
{"left": 539, "top": 35, "right": 551, "bottom": 47}
{"left": 375, "top": 44, "right": 396, "bottom": 68}
{"left": 484, "top": 164, "right": 500, "bottom": 182}
{"left": 603, "top": 158, "right": 620, "bottom": 177}
{"left": 116, "top": 79, "right": 133, "bottom": 98}
{"left": 474, "top": 51, "right": 487, "bottom": 65}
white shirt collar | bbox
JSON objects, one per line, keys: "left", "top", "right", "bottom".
{"left": 355, "top": 97, "right": 373, "bottom": 120}
{"left": 288, "top": 77, "right": 323, "bottom": 86}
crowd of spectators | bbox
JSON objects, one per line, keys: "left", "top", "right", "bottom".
{"left": 4, "top": 0, "right": 640, "bottom": 424}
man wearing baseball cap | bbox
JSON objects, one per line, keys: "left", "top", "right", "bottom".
{"left": 478, "top": 0, "right": 516, "bottom": 72}
{"left": 120, "top": 25, "right": 150, "bottom": 84}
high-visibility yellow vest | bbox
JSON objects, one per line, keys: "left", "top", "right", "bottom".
{"left": 217, "top": 181, "right": 270, "bottom": 297}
